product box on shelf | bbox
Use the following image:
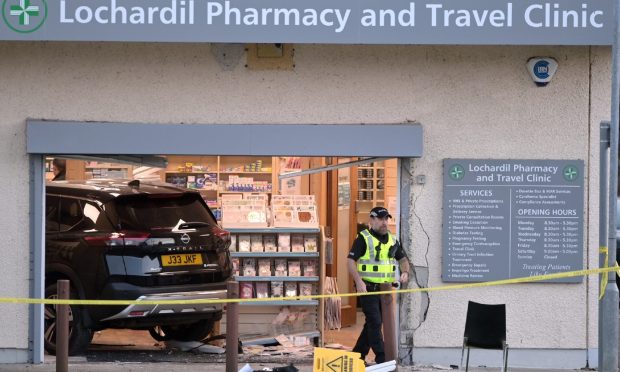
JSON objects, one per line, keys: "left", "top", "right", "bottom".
{"left": 232, "top": 258, "right": 240, "bottom": 276}
{"left": 271, "top": 195, "right": 319, "bottom": 228}
{"left": 258, "top": 259, "right": 272, "bottom": 276}
{"left": 165, "top": 175, "right": 188, "bottom": 188}
{"left": 285, "top": 282, "right": 298, "bottom": 297}
{"left": 303, "top": 235, "right": 318, "bottom": 252}
{"left": 246, "top": 193, "right": 269, "bottom": 202}
{"left": 250, "top": 234, "right": 264, "bottom": 252}
{"left": 299, "top": 283, "right": 313, "bottom": 297}
{"left": 256, "top": 282, "right": 270, "bottom": 298}
{"left": 291, "top": 235, "right": 304, "bottom": 253}
{"left": 274, "top": 259, "right": 288, "bottom": 276}
{"left": 240, "top": 282, "right": 254, "bottom": 299}
{"left": 195, "top": 173, "right": 218, "bottom": 190}
{"left": 238, "top": 235, "right": 251, "bottom": 252}
{"left": 242, "top": 258, "right": 257, "bottom": 276}
{"left": 302, "top": 260, "right": 317, "bottom": 277}
{"left": 263, "top": 235, "right": 277, "bottom": 252}
{"left": 221, "top": 199, "right": 268, "bottom": 228}
{"left": 278, "top": 234, "right": 291, "bottom": 252}
{"left": 271, "top": 281, "right": 284, "bottom": 297}
{"left": 288, "top": 261, "right": 301, "bottom": 276}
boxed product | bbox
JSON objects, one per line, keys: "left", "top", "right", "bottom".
{"left": 263, "top": 235, "right": 277, "bottom": 252}
{"left": 243, "top": 258, "right": 256, "bottom": 276}
{"left": 258, "top": 259, "right": 272, "bottom": 276}
{"left": 302, "top": 260, "right": 317, "bottom": 277}
{"left": 230, "top": 235, "right": 237, "bottom": 251}
{"left": 240, "top": 282, "right": 254, "bottom": 299}
{"left": 285, "top": 282, "right": 298, "bottom": 298}
{"left": 271, "top": 195, "right": 319, "bottom": 228}
{"left": 303, "top": 235, "right": 318, "bottom": 252}
{"left": 299, "top": 283, "right": 313, "bottom": 297}
{"left": 271, "top": 281, "right": 284, "bottom": 297}
{"left": 250, "top": 234, "right": 264, "bottom": 252}
{"left": 165, "top": 175, "right": 187, "bottom": 188}
{"left": 187, "top": 175, "right": 196, "bottom": 188}
{"left": 291, "top": 235, "right": 304, "bottom": 252}
{"left": 296, "top": 205, "right": 318, "bottom": 225}
{"left": 274, "top": 259, "right": 288, "bottom": 276}
{"left": 221, "top": 199, "right": 268, "bottom": 228}
{"left": 272, "top": 205, "right": 295, "bottom": 226}
{"left": 278, "top": 234, "right": 291, "bottom": 252}
{"left": 256, "top": 282, "right": 269, "bottom": 298}
{"left": 288, "top": 260, "right": 301, "bottom": 276}
{"left": 232, "top": 258, "right": 240, "bottom": 276}
{"left": 238, "top": 235, "right": 251, "bottom": 252}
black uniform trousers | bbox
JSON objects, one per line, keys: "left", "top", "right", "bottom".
{"left": 352, "top": 281, "right": 385, "bottom": 364}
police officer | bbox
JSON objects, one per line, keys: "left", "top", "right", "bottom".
{"left": 347, "top": 207, "right": 410, "bottom": 365}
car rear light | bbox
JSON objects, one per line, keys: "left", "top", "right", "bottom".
{"left": 212, "top": 226, "right": 230, "bottom": 241}
{"left": 129, "top": 311, "right": 148, "bottom": 317}
{"left": 84, "top": 232, "right": 150, "bottom": 246}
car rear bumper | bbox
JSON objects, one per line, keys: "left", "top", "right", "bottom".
{"left": 101, "top": 288, "right": 227, "bottom": 322}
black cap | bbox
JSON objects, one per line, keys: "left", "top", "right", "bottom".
{"left": 369, "top": 207, "right": 392, "bottom": 219}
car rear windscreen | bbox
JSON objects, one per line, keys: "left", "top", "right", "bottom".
{"left": 114, "top": 194, "right": 217, "bottom": 230}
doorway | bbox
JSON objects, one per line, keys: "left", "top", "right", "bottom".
{"left": 28, "top": 120, "right": 423, "bottom": 362}
{"left": 325, "top": 158, "right": 400, "bottom": 328}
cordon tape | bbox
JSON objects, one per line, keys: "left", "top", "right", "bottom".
{"left": 0, "top": 264, "right": 618, "bottom": 306}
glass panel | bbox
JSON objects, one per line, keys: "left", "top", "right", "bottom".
{"left": 114, "top": 194, "right": 217, "bottom": 230}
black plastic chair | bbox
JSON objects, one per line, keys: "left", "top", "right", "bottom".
{"left": 459, "top": 301, "right": 508, "bottom": 372}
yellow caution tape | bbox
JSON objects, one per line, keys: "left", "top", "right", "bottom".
{"left": 1, "top": 265, "right": 619, "bottom": 306}
{"left": 600, "top": 246, "right": 609, "bottom": 300}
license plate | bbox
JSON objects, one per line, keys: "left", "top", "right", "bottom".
{"left": 161, "top": 254, "right": 203, "bottom": 267}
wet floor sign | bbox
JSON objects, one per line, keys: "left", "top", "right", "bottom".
{"left": 313, "top": 347, "right": 365, "bottom": 372}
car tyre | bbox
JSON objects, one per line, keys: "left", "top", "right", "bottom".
{"left": 149, "top": 320, "right": 215, "bottom": 342}
{"left": 44, "top": 282, "right": 92, "bottom": 355}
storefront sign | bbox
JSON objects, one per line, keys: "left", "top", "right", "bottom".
{"left": 0, "top": 0, "right": 612, "bottom": 45}
{"left": 442, "top": 159, "right": 584, "bottom": 283}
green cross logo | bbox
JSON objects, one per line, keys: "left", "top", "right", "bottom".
{"left": 2, "top": 0, "right": 47, "bottom": 34}
{"left": 449, "top": 164, "right": 465, "bottom": 181}
{"left": 563, "top": 165, "right": 579, "bottom": 181}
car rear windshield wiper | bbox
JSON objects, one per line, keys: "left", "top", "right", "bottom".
{"left": 177, "top": 221, "right": 211, "bottom": 230}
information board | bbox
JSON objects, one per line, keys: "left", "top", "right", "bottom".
{"left": 442, "top": 159, "right": 584, "bottom": 283}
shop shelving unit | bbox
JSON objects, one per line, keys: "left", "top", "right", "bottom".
{"left": 85, "top": 162, "right": 133, "bottom": 179}
{"left": 356, "top": 161, "right": 386, "bottom": 224}
{"left": 162, "top": 156, "right": 278, "bottom": 221}
{"left": 224, "top": 226, "right": 325, "bottom": 345}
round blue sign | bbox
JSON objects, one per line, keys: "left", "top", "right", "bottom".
{"left": 533, "top": 60, "right": 550, "bottom": 79}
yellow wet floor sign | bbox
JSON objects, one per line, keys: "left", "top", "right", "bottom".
{"left": 313, "top": 347, "right": 366, "bottom": 372}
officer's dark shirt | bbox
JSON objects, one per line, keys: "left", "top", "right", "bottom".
{"left": 348, "top": 228, "right": 407, "bottom": 261}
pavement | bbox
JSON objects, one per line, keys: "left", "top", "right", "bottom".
{"left": 0, "top": 363, "right": 591, "bottom": 372}
{"left": 0, "top": 330, "right": 593, "bottom": 371}
{"left": 0, "top": 354, "right": 590, "bottom": 372}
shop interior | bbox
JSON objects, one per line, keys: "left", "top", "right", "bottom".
{"left": 44, "top": 155, "right": 399, "bottom": 355}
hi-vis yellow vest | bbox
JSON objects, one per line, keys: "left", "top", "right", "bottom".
{"left": 357, "top": 229, "right": 398, "bottom": 284}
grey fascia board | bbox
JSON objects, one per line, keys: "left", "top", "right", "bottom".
{"left": 26, "top": 120, "right": 423, "bottom": 157}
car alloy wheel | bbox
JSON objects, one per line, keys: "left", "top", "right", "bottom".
{"left": 44, "top": 293, "right": 75, "bottom": 346}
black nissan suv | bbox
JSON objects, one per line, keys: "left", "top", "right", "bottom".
{"left": 45, "top": 179, "right": 232, "bottom": 355}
